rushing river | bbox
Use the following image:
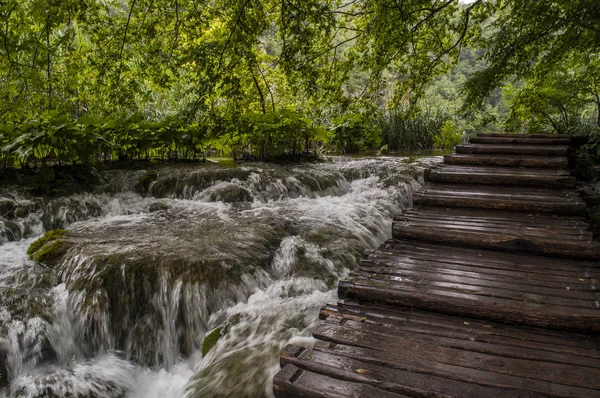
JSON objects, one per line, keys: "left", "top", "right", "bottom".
{"left": 0, "top": 156, "right": 439, "bottom": 398}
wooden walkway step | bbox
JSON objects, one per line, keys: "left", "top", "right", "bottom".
{"left": 444, "top": 153, "right": 568, "bottom": 169}
{"left": 275, "top": 302, "right": 600, "bottom": 398}
{"left": 476, "top": 133, "right": 572, "bottom": 139}
{"left": 274, "top": 132, "right": 600, "bottom": 398}
{"left": 470, "top": 137, "right": 571, "bottom": 145}
{"left": 393, "top": 207, "right": 599, "bottom": 259}
{"left": 414, "top": 184, "right": 587, "bottom": 215}
{"left": 429, "top": 165, "right": 576, "bottom": 188}
{"left": 341, "top": 240, "right": 600, "bottom": 332}
{"left": 456, "top": 144, "right": 569, "bottom": 156}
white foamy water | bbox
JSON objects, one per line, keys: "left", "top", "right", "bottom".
{"left": 0, "top": 157, "right": 439, "bottom": 397}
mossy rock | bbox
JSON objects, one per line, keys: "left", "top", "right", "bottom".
{"left": 137, "top": 170, "right": 159, "bottom": 194}
{"left": 27, "top": 229, "right": 69, "bottom": 265}
{"left": 148, "top": 201, "right": 171, "bottom": 213}
{"left": 202, "top": 327, "right": 222, "bottom": 357}
{"left": 0, "top": 198, "right": 16, "bottom": 218}
{"left": 0, "top": 218, "right": 22, "bottom": 242}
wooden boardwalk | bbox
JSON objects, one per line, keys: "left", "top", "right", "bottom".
{"left": 273, "top": 133, "right": 600, "bottom": 397}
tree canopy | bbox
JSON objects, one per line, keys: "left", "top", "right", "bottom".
{"left": 0, "top": 0, "right": 599, "bottom": 165}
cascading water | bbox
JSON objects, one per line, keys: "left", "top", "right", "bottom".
{"left": 0, "top": 156, "right": 440, "bottom": 397}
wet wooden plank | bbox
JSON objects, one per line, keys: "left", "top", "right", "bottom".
{"left": 418, "top": 184, "right": 581, "bottom": 201}
{"left": 392, "top": 223, "right": 600, "bottom": 259}
{"left": 413, "top": 185, "right": 587, "bottom": 215}
{"left": 394, "top": 207, "right": 593, "bottom": 240}
{"left": 429, "top": 165, "right": 576, "bottom": 188}
{"left": 314, "top": 317, "right": 600, "bottom": 382}
{"left": 368, "top": 248, "right": 600, "bottom": 285}
{"left": 338, "top": 277, "right": 600, "bottom": 334}
{"left": 398, "top": 206, "right": 588, "bottom": 226}
{"left": 444, "top": 153, "right": 569, "bottom": 168}
{"left": 394, "top": 215, "right": 592, "bottom": 240}
{"left": 348, "top": 270, "right": 597, "bottom": 307}
{"left": 435, "top": 165, "right": 573, "bottom": 176}
{"left": 456, "top": 144, "right": 569, "bottom": 156}
{"left": 470, "top": 137, "right": 572, "bottom": 145}
{"left": 325, "top": 301, "right": 600, "bottom": 352}
{"left": 476, "top": 133, "right": 572, "bottom": 139}
{"left": 273, "top": 363, "right": 408, "bottom": 398}
{"left": 372, "top": 240, "right": 600, "bottom": 271}
{"left": 357, "top": 265, "right": 595, "bottom": 299}
{"left": 279, "top": 345, "right": 562, "bottom": 398}
{"left": 278, "top": 302, "right": 600, "bottom": 397}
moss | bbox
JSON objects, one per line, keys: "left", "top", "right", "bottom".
{"left": 0, "top": 199, "right": 16, "bottom": 218}
{"left": 137, "top": 170, "right": 159, "bottom": 194}
{"left": 202, "top": 327, "right": 222, "bottom": 357}
{"left": 27, "top": 229, "right": 68, "bottom": 265}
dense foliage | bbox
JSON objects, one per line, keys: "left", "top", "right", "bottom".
{"left": 1, "top": 1, "right": 599, "bottom": 167}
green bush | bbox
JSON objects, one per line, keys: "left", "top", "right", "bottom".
{"left": 378, "top": 107, "right": 450, "bottom": 151}
{"left": 434, "top": 120, "right": 463, "bottom": 150}
{"left": 329, "top": 113, "right": 380, "bottom": 154}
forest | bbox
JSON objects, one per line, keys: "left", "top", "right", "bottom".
{"left": 0, "top": 1, "right": 599, "bottom": 165}
{"left": 2, "top": 1, "right": 600, "bottom": 397}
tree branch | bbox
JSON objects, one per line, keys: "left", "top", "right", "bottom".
{"left": 218, "top": 0, "right": 252, "bottom": 73}
{"left": 117, "top": 0, "right": 137, "bottom": 84}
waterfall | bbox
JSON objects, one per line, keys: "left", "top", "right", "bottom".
{"left": 0, "top": 156, "right": 440, "bottom": 397}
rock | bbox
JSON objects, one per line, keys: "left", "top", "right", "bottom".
{"left": 0, "top": 217, "right": 22, "bottom": 242}
{"left": 201, "top": 327, "right": 222, "bottom": 357}
{"left": 148, "top": 201, "right": 171, "bottom": 213}
{"left": 42, "top": 198, "right": 103, "bottom": 230}
{"left": 577, "top": 188, "right": 600, "bottom": 207}
{"left": 13, "top": 200, "right": 42, "bottom": 219}
{"left": 200, "top": 184, "right": 253, "bottom": 203}
{"left": 137, "top": 170, "right": 159, "bottom": 194}
{"left": 27, "top": 229, "right": 69, "bottom": 265}
{"left": 52, "top": 208, "right": 294, "bottom": 366}
{"left": 0, "top": 198, "right": 16, "bottom": 218}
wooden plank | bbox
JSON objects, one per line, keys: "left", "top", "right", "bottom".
{"left": 326, "top": 301, "right": 600, "bottom": 352}
{"left": 435, "top": 165, "right": 572, "bottom": 176}
{"left": 470, "top": 137, "right": 572, "bottom": 145}
{"left": 338, "top": 278, "right": 600, "bottom": 333}
{"left": 394, "top": 208, "right": 592, "bottom": 238}
{"left": 316, "top": 317, "right": 600, "bottom": 380}
{"left": 429, "top": 166, "right": 576, "bottom": 188}
{"left": 273, "top": 363, "right": 408, "bottom": 398}
{"left": 350, "top": 270, "right": 597, "bottom": 307}
{"left": 372, "top": 240, "right": 600, "bottom": 272}
{"left": 279, "top": 345, "right": 566, "bottom": 398}
{"left": 363, "top": 250, "right": 597, "bottom": 285}
{"left": 278, "top": 316, "right": 600, "bottom": 397}
{"left": 476, "top": 133, "right": 572, "bottom": 139}
{"left": 399, "top": 207, "right": 589, "bottom": 227}
{"left": 444, "top": 154, "right": 569, "bottom": 168}
{"left": 413, "top": 192, "right": 587, "bottom": 215}
{"left": 417, "top": 184, "right": 581, "bottom": 201}
{"left": 394, "top": 216, "right": 592, "bottom": 240}
{"left": 357, "top": 266, "right": 596, "bottom": 298}
{"left": 392, "top": 222, "right": 600, "bottom": 259}
{"left": 456, "top": 144, "right": 569, "bottom": 156}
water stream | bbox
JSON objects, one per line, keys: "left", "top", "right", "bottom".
{"left": 0, "top": 156, "right": 440, "bottom": 397}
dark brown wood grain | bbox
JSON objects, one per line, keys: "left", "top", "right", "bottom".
{"left": 444, "top": 153, "right": 569, "bottom": 168}
{"left": 456, "top": 144, "right": 569, "bottom": 156}
{"left": 273, "top": 134, "right": 600, "bottom": 398}
{"left": 470, "top": 137, "right": 571, "bottom": 145}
